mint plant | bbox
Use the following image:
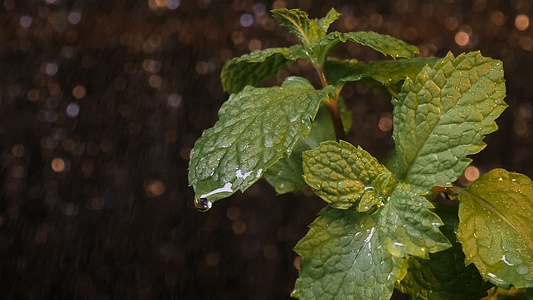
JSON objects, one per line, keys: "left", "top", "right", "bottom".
{"left": 188, "top": 8, "right": 533, "bottom": 299}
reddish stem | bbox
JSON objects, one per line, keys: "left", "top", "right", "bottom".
{"left": 316, "top": 65, "right": 345, "bottom": 141}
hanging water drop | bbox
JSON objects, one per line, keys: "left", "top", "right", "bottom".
{"left": 194, "top": 198, "right": 212, "bottom": 212}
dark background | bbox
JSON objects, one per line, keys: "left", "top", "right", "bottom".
{"left": 1, "top": 0, "right": 532, "bottom": 299}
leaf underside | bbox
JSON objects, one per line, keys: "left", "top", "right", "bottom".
{"left": 324, "top": 57, "right": 441, "bottom": 88}
{"left": 393, "top": 51, "right": 507, "bottom": 193}
{"left": 221, "top": 46, "right": 307, "bottom": 94}
{"left": 458, "top": 169, "right": 533, "bottom": 289}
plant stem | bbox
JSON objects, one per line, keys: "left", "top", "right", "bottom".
{"left": 316, "top": 64, "right": 346, "bottom": 141}
{"left": 326, "top": 98, "right": 346, "bottom": 141}
{"left": 316, "top": 65, "right": 329, "bottom": 88}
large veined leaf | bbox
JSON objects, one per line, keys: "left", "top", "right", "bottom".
{"left": 302, "top": 140, "right": 395, "bottom": 210}
{"left": 378, "top": 183, "right": 451, "bottom": 259}
{"left": 293, "top": 206, "right": 408, "bottom": 300}
{"left": 324, "top": 57, "right": 441, "bottom": 87}
{"left": 188, "top": 77, "right": 335, "bottom": 201}
{"left": 396, "top": 205, "right": 494, "bottom": 300}
{"left": 271, "top": 8, "right": 340, "bottom": 46}
{"left": 393, "top": 51, "right": 507, "bottom": 193}
{"left": 457, "top": 169, "right": 533, "bottom": 289}
{"left": 221, "top": 46, "right": 307, "bottom": 94}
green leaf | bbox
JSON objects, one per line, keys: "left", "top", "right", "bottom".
{"left": 264, "top": 103, "right": 336, "bottom": 194}
{"left": 457, "top": 169, "right": 533, "bottom": 289}
{"left": 271, "top": 8, "right": 340, "bottom": 46}
{"left": 300, "top": 31, "right": 419, "bottom": 68}
{"left": 324, "top": 57, "right": 441, "bottom": 87}
{"left": 264, "top": 96, "right": 351, "bottom": 194}
{"left": 379, "top": 183, "right": 452, "bottom": 259}
{"left": 302, "top": 140, "right": 394, "bottom": 210}
{"left": 396, "top": 205, "right": 494, "bottom": 300}
{"left": 293, "top": 206, "right": 408, "bottom": 300}
{"left": 188, "top": 77, "right": 335, "bottom": 202}
{"left": 221, "top": 46, "right": 307, "bottom": 94}
{"left": 305, "top": 31, "right": 419, "bottom": 64}
{"left": 316, "top": 8, "right": 342, "bottom": 38}
{"left": 343, "top": 31, "right": 419, "bottom": 59}
{"left": 393, "top": 51, "right": 507, "bottom": 193}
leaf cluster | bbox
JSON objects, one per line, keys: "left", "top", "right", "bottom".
{"left": 188, "top": 7, "right": 533, "bottom": 300}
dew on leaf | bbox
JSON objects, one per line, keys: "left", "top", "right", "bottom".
{"left": 487, "top": 272, "right": 506, "bottom": 285}
{"left": 194, "top": 198, "right": 212, "bottom": 212}
{"left": 236, "top": 169, "right": 252, "bottom": 179}
{"left": 501, "top": 254, "right": 515, "bottom": 266}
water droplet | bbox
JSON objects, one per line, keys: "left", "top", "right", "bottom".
{"left": 236, "top": 169, "right": 252, "bottom": 180}
{"left": 194, "top": 198, "right": 212, "bottom": 212}
{"left": 502, "top": 254, "right": 514, "bottom": 266}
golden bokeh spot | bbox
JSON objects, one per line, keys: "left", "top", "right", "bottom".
{"left": 51, "top": 158, "right": 65, "bottom": 172}
{"left": 455, "top": 31, "right": 470, "bottom": 46}
{"left": 145, "top": 180, "right": 166, "bottom": 197}
{"left": 72, "top": 85, "right": 86, "bottom": 99}
{"left": 515, "top": 14, "right": 530, "bottom": 31}
{"left": 464, "top": 166, "right": 480, "bottom": 182}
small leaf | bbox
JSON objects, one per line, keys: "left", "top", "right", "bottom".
{"left": 302, "top": 140, "right": 394, "bottom": 209}
{"left": 293, "top": 206, "right": 408, "bottom": 300}
{"left": 271, "top": 8, "right": 340, "bottom": 46}
{"left": 343, "top": 31, "right": 419, "bottom": 59}
{"left": 393, "top": 51, "right": 507, "bottom": 193}
{"left": 316, "top": 8, "right": 342, "bottom": 37}
{"left": 221, "top": 46, "right": 307, "bottom": 94}
{"left": 457, "top": 169, "right": 533, "bottom": 289}
{"left": 396, "top": 205, "right": 494, "bottom": 300}
{"left": 324, "top": 57, "right": 441, "bottom": 87}
{"left": 188, "top": 77, "right": 335, "bottom": 201}
{"left": 379, "top": 183, "right": 452, "bottom": 259}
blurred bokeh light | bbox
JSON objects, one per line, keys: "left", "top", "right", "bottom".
{"left": 1, "top": 1, "right": 532, "bottom": 299}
